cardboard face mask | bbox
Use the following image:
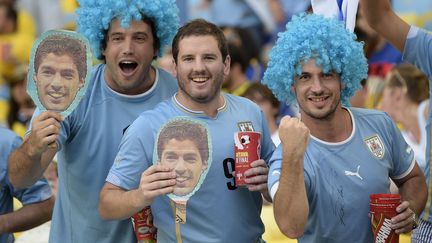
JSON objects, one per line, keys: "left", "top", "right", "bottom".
{"left": 154, "top": 117, "right": 212, "bottom": 201}
{"left": 27, "top": 30, "right": 92, "bottom": 117}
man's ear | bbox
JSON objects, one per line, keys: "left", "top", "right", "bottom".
{"left": 223, "top": 55, "right": 231, "bottom": 76}
{"left": 172, "top": 59, "right": 177, "bottom": 77}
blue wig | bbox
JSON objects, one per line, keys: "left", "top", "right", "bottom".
{"left": 262, "top": 13, "right": 368, "bottom": 105}
{"left": 76, "top": 0, "right": 179, "bottom": 59}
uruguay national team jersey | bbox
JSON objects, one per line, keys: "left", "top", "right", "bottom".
{"left": 403, "top": 26, "right": 432, "bottom": 222}
{"left": 0, "top": 127, "right": 52, "bottom": 243}
{"left": 107, "top": 93, "right": 275, "bottom": 243}
{"left": 28, "top": 64, "right": 178, "bottom": 243}
{"left": 268, "top": 108, "right": 415, "bottom": 243}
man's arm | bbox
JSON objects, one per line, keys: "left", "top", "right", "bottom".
{"left": 99, "top": 164, "right": 176, "bottom": 220}
{"left": 8, "top": 111, "right": 62, "bottom": 188}
{"left": 360, "top": 0, "right": 410, "bottom": 51}
{"left": 273, "top": 116, "right": 310, "bottom": 239}
{"left": 0, "top": 196, "right": 54, "bottom": 233}
{"left": 392, "top": 162, "right": 427, "bottom": 234}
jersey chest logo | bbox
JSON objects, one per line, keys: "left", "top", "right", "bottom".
{"left": 364, "top": 134, "right": 385, "bottom": 159}
{"left": 237, "top": 121, "right": 254, "bottom": 132}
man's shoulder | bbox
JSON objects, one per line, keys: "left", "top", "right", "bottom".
{"left": 349, "top": 107, "right": 395, "bottom": 129}
{"left": 225, "top": 93, "right": 257, "bottom": 106}
{"left": 157, "top": 67, "right": 177, "bottom": 84}
{"left": 0, "top": 127, "right": 18, "bottom": 141}
{"left": 137, "top": 99, "right": 174, "bottom": 119}
{"left": 349, "top": 107, "right": 387, "bottom": 118}
{"left": 0, "top": 127, "right": 21, "bottom": 147}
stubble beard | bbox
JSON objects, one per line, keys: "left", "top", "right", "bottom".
{"left": 178, "top": 71, "right": 224, "bottom": 104}
{"left": 300, "top": 97, "right": 341, "bottom": 121}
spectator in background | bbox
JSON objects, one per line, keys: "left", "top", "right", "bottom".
{"left": 0, "top": 2, "right": 34, "bottom": 127}
{"left": 379, "top": 64, "right": 429, "bottom": 174}
{"left": 355, "top": 4, "right": 402, "bottom": 78}
{"left": 222, "top": 43, "right": 250, "bottom": 96}
{"left": 7, "top": 66, "right": 34, "bottom": 137}
{"left": 222, "top": 26, "right": 264, "bottom": 82}
{"left": 0, "top": 1, "right": 35, "bottom": 81}
{"left": 243, "top": 82, "right": 280, "bottom": 146}
{"left": 157, "top": 47, "right": 176, "bottom": 77}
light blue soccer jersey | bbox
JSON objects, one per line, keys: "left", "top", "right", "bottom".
{"left": 107, "top": 94, "right": 275, "bottom": 243}
{"left": 403, "top": 26, "right": 432, "bottom": 222}
{"left": 268, "top": 108, "right": 415, "bottom": 243}
{"left": 0, "top": 127, "right": 52, "bottom": 243}
{"left": 29, "top": 64, "right": 178, "bottom": 243}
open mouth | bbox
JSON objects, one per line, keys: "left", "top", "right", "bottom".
{"left": 119, "top": 61, "right": 138, "bottom": 75}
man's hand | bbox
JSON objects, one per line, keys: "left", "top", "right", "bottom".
{"left": 135, "top": 164, "right": 176, "bottom": 207}
{"left": 279, "top": 116, "right": 309, "bottom": 159}
{"left": 25, "top": 111, "right": 63, "bottom": 158}
{"left": 391, "top": 201, "right": 418, "bottom": 234}
{"left": 244, "top": 159, "right": 269, "bottom": 192}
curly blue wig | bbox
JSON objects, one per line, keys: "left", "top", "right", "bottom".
{"left": 262, "top": 13, "right": 368, "bottom": 105}
{"left": 76, "top": 0, "right": 179, "bottom": 60}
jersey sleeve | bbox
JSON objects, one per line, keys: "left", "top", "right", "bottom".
{"left": 10, "top": 178, "right": 52, "bottom": 205}
{"left": 106, "top": 117, "right": 154, "bottom": 190}
{"left": 403, "top": 26, "right": 432, "bottom": 79}
{"left": 267, "top": 144, "right": 312, "bottom": 200}
{"left": 6, "top": 132, "right": 52, "bottom": 204}
{"left": 385, "top": 115, "right": 416, "bottom": 179}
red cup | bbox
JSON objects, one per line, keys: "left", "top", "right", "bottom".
{"left": 234, "top": 131, "right": 261, "bottom": 186}
{"left": 131, "top": 206, "right": 157, "bottom": 243}
{"left": 369, "top": 194, "right": 400, "bottom": 243}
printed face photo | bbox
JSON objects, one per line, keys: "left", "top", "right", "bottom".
{"left": 27, "top": 30, "right": 91, "bottom": 116}
{"left": 160, "top": 138, "right": 208, "bottom": 196}
{"left": 34, "top": 53, "right": 83, "bottom": 112}
{"left": 155, "top": 118, "right": 212, "bottom": 200}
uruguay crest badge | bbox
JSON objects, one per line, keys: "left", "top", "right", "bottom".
{"left": 364, "top": 135, "right": 385, "bottom": 159}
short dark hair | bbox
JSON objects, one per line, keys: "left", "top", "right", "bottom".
{"left": 172, "top": 19, "right": 228, "bottom": 63}
{"left": 34, "top": 34, "right": 87, "bottom": 81}
{"left": 101, "top": 15, "right": 160, "bottom": 61}
{"left": 157, "top": 119, "right": 209, "bottom": 164}
{"left": 0, "top": 3, "right": 17, "bottom": 32}
{"left": 243, "top": 82, "right": 280, "bottom": 117}
{"left": 228, "top": 43, "right": 248, "bottom": 73}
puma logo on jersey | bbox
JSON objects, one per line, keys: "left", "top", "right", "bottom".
{"left": 272, "top": 170, "right": 280, "bottom": 176}
{"left": 406, "top": 147, "right": 412, "bottom": 154}
{"left": 344, "top": 165, "right": 363, "bottom": 180}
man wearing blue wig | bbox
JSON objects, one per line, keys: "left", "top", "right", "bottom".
{"left": 8, "top": 0, "right": 179, "bottom": 242}
{"left": 360, "top": 0, "right": 432, "bottom": 241}
{"left": 263, "top": 13, "right": 427, "bottom": 242}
